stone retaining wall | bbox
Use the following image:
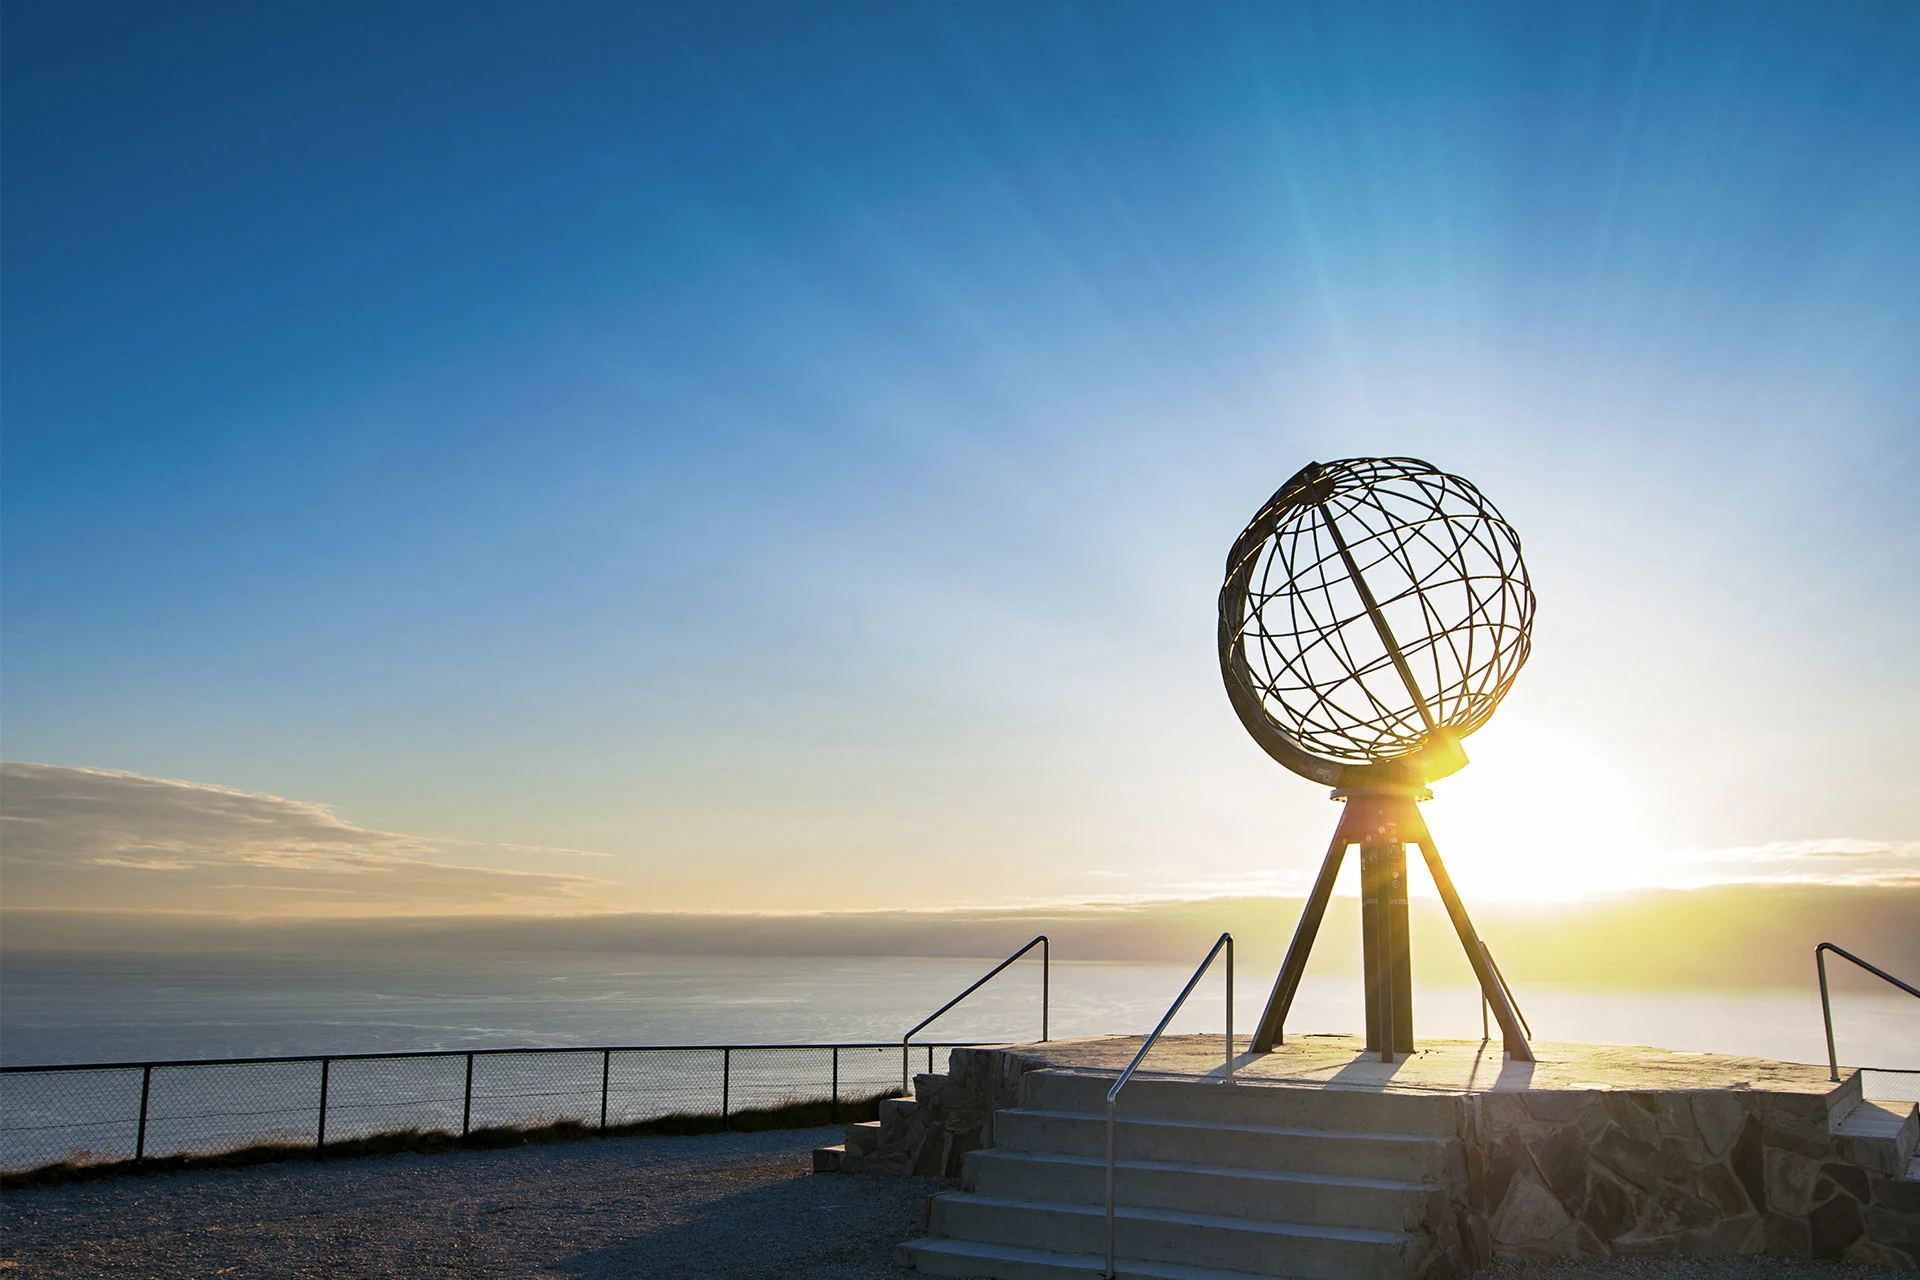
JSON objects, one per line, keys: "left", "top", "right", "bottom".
{"left": 854, "top": 1046, "right": 1048, "bottom": 1177}
{"left": 1466, "top": 1082, "right": 1917, "bottom": 1268}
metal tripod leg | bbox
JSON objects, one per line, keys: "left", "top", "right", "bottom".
{"left": 1250, "top": 828, "right": 1349, "bottom": 1053}
{"left": 1414, "top": 835, "right": 1533, "bottom": 1062}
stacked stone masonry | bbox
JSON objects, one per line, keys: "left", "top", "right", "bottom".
{"left": 1467, "top": 1078, "right": 1917, "bottom": 1268}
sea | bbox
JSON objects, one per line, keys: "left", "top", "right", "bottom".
{"left": 4, "top": 950, "right": 1916, "bottom": 1080}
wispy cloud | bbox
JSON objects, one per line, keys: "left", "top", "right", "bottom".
{"left": 0, "top": 763, "right": 611, "bottom": 915}
{"left": 1660, "top": 839, "right": 1920, "bottom": 888}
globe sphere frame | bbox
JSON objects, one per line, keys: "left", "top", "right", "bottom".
{"left": 1218, "top": 456, "right": 1534, "bottom": 789}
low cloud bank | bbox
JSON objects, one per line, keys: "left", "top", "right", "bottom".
{"left": 5, "top": 882, "right": 1914, "bottom": 991}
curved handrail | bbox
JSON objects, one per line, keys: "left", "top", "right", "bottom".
{"left": 1816, "top": 942, "right": 1920, "bottom": 1083}
{"left": 1103, "top": 932, "right": 1233, "bottom": 1280}
{"left": 901, "top": 935, "right": 1049, "bottom": 1092}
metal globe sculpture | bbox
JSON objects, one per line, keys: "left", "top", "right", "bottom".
{"left": 1220, "top": 457, "right": 1533, "bottom": 789}
{"left": 1224, "top": 457, "right": 1536, "bottom": 1062}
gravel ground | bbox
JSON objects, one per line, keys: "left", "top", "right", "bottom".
{"left": 0, "top": 1125, "right": 949, "bottom": 1279}
{"left": 0, "top": 1131, "right": 1907, "bottom": 1280}
{"left": 1478, "top": 1262, "right": 1908, "bottom": 1280}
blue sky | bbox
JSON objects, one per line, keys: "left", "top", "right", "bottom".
{"left": 4, "top": 1, "right": 1917, "bottom": 914}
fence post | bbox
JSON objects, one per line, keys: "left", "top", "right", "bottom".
{"left": 135, "top": 1065, "right": 152, "bottom": 1162}
{"left": 600, "top": 1050, "right": 611, "bottom": 1131}
{"left": 316, "top": 1059, "right": 330, "bottom": 1156}
{"left": 462, "top": 1053, "right": 475, "bottom": 1137}
{"left": 831, "top": 1047, "right": 839, "bottom": 1123}
{"left": 721, "top": 1048, "right": 731, "bottom": 1125}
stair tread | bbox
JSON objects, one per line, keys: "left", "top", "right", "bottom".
{"left": 906, "top": 1234, "right": 1288, "bottom": 1279}
{"left": 1834, "top": 1098, "right": 1917, "bottom": 1139}
{"left": 970, "top": 1147, "right": 1429, "bottom": 1192}
{"left": 1004, "top": 1107, "right": 1449, "bottom": 1145}
{"left": 942, "top": 1192, "right": 1413, "bottom": 1244}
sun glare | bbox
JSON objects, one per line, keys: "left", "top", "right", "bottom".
{"left": 1419, "top": 722, "right": 1658, "bottom": 903}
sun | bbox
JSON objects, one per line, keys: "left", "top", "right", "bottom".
{"left": 1417, "top": 720, "right": 1658, "bottom": 903}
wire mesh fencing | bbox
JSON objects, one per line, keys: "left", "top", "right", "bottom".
{"left": 0, "top": 1043, "right": 977, "bottom": 1175}
{"left": 1863, "top": 1069, "right": 1920, "bottom": 1104}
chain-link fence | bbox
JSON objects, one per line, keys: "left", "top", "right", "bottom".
{"left": 0, "top": 1042, "right": 971, "bottom": 1175}
{"left": 1863, "top": 1069, "right": 1920, "bottom": 1104}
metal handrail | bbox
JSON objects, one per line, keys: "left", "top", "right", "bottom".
{"left": 0, "top": 1040, "right": 985, "bottom": 1074}
{"left": 1103, "top": 932, "right": 1233, "bottom": 1280}
{"left": 1479, "top": 941, "right": 1532, "bottom": 1041}
{"left": 900, "top": 935, "right": 1049, "bottom": 1092}
{"left": 1816, "top": 942, "right": 1920, "bottom": 1083}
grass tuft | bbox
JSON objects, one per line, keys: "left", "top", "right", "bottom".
{"left": 1, "top": 1092, "right": 892, "bottom": 1190}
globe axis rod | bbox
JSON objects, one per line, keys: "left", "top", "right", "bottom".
{"left": 1312, "top": 497, "right": 1437, "bottom": 735}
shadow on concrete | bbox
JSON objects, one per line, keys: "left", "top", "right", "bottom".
{"left": 1328, "top": 1052, "right": 1414, "bottom": 1089}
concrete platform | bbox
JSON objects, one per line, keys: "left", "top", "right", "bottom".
{"left": 1008, "top": 1033, "right": 1849, "bottom": 1100}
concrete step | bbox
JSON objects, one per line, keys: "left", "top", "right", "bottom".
{"left": 993, "top": 1108, "right": 1456, "bottom": 1183}
{"left": 811, "top": 1144, "right": 844, "bottom": 1173}
{"left": 904, "top": 1235, "right": 1280, "bottom": 1279}
{"left": 930, "top": 1192, "right": 1418, "bottom": 1280}
{"left": 962, "top": 1148, "right": 1435, "bottom": 1232}
{"left": 1020, "top": 1071, "right": 1459, "bottom": 1137}
{"left": 844, "top": 1119, "right": 881, "bottom": 1156}
{"left": 881, "top": 1096, "right": 920, "bottom": 1124}
{"left": 1832, "top": 1097, "right": 1920, "bottom": 1177}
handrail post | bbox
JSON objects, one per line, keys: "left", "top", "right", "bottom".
{"left": 135, "top": 1064, "right": 152, "bottom": 1162}
{"left": 316, "top": 1058, "right": 330, "bottom": 1157}
{"left": 1103, "top": 932, "right": 1233, "bottom": 1280}
{"left": 1818, "top": 945, "right": 1838, "bottom": 1082}
{"left": 1480, "top": 941, "right": 1532, "bottom": 1040}
{"left": 1042, "top": 936, "right": 1050, "bottom": 1042}
{"left": 600, "top": 1049, "right": 611, "bottom": 1131}
{"left": 1104, "top": 1096, "right": 1117, "bottom": 1280}
{"left": 1225, "top": 935, "right": 1234, "bottom": 1078}
{"left": 1814, "top": 941, "right": 1920, "bottom": 1086}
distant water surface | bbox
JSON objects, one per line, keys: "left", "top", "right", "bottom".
{"left": 3, "top": 950, "right": 1915, "bottom": 1079}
